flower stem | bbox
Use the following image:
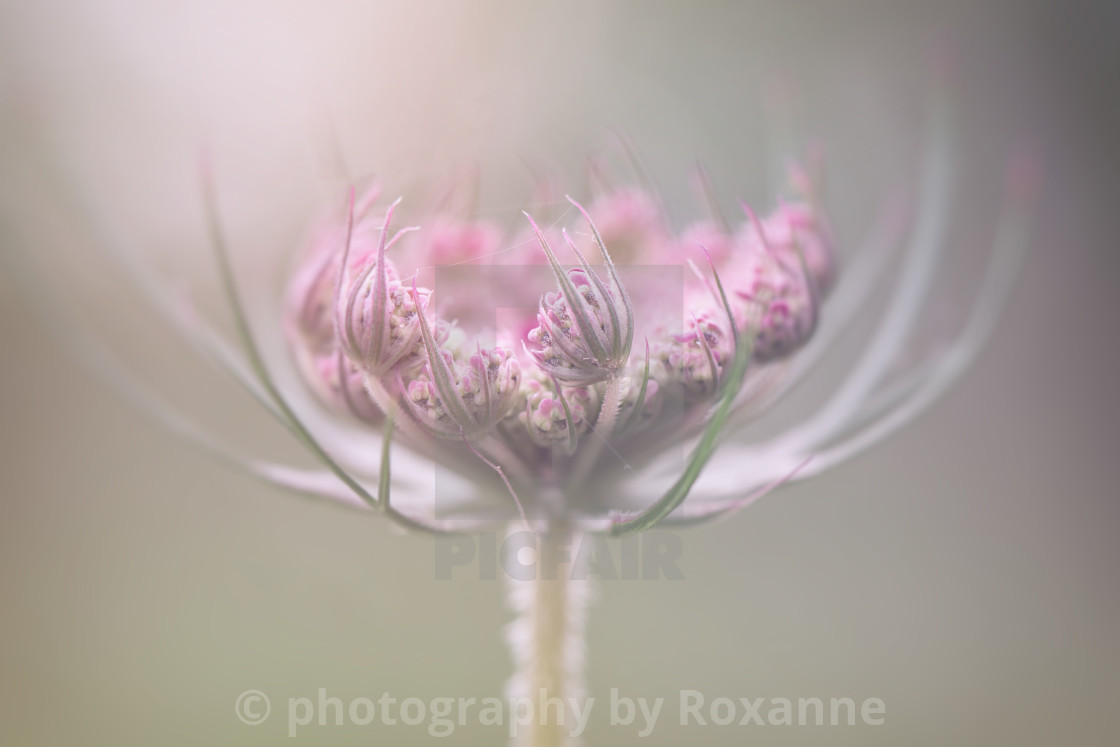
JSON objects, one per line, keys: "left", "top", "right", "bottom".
{"left": 570, "top": 375, "right": 626, "bottom": 488}
{"left": 505, "top": 523, "right": 590, "bottom": 747}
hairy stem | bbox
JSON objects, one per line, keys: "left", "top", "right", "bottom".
{"left": 505, "top": 524, "right": 591, "bottom": 747}
{"left": 570, "top": 375, "right": 626, "bottom": 489}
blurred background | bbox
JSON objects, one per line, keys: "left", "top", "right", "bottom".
{"left": 1, "top": 1, "right": 1117, "bottom": 744}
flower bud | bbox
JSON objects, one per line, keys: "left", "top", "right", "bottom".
{"left": 515, "top": 375, "right": 595, "bottom": 452}
{"left": 758, "top": 201, "right": 836, "bottom": 295}
{"left": 585, "top": 187, "right": 670, "bottom": 263}
{"left": 303, "top": 351, "right": 384, "bottom": 424}
{"left": 730, "top": 203, "right": 821, "bottom": 363}
{"left": 523, "top": 200, "right": 634, "bottom": 386}
{"left": 284, "top": 189, "right": 391, "bottom": 422}
{"left": 403, "top": 341, "right": 521, "bottom": 440}
{"left": 733, "top": 246, "right": 818, "bottom": 363}
{"left": 403, "top": 279, "right": 522, "bottom": 439}
{"left": 285, "top": 196, "right": 381, "bottom": 358}
{"left": 653, "top": 310, "right": 731, "bottom": 399}
{"left": 334, "top": 198, "right": 430, "bottom": 376}
{"left": 616, "top": 357, "right": 662, "bottom": 429}
{"left": 679, "top": 220, "right": 735, "bottom": 266}
{"left": 418, "top": 216, "right": 501, "bottom": 266}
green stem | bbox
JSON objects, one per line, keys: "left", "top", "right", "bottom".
{"left": 506, "top": 524, "right": 590, "bottom": 747}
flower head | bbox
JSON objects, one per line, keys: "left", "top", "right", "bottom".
{"left": 145, "top": 94, "right": 1032, "bottom": 537}
{"left": 268, "top": 168, "right": 840, "bottom": 529}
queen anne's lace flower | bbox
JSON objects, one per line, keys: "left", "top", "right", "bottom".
{"left": 90, "top": 83, "right": 1031, "bottom": 543}
{"left": 177, "top": 128, "right": 1023, "bottom": 541}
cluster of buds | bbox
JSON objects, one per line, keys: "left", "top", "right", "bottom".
{"left": 403, "top": 299, "right": 521, "bottom": 440}
{"left": 283, "top": 189, "right": 388, "bottom": 422}
{"left": 616, "top": 360, "right": 661, "bottom": 431}
{"left": 653, "top": 310, "right": 732, "bottom": 399}
{"left": 334, "top": 198, "right": 432, "bottom": 377}
{"left": 524, "top": 202, "right": 634, "bottom": 387}
{"left": 584, "top": 186, "right": 670, "bottom": 262}
{"left": 723, "top": 204, "right": 824, "bottom": 363}
{"left": 303, "top": 352, "right": 385, "bottom": 424}
{"left": 415, "top": 215, "right": 502, "bottom": 267}
{"left": 515, "top": 375, "right": 595, "bottom": 452}
{"left": 759, "top": 201, "right": 836, "bottom": 295}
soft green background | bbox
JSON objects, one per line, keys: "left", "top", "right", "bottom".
{"left": 1, "top": 1, "right": 1117, "bottom": 745}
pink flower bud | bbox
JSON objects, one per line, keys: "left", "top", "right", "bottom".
{"left": 523, "top": 201, "right": 634, "bottom": 386}
{"left": 584, "top": 187, "right": 671, "bottom": 263}
{"left": 334, "top": 198, "right": 431, "bottom": 377}
{"left": 401, "top": 339, "right": 521, "bottom": 440}
{"left": 515, "top": 376, "right": 595, "bottom": 451}
{"left": 756, "top": 201, "right": 837, "bottom": 295}
{"left": 731, "top": 245, "right": 818, "bottom": 363}
{"left": 653, "top": 311, "right": 731, "bottom": 399}
{"left": 418, "top": 217, "right": 501, "bottom": 266}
